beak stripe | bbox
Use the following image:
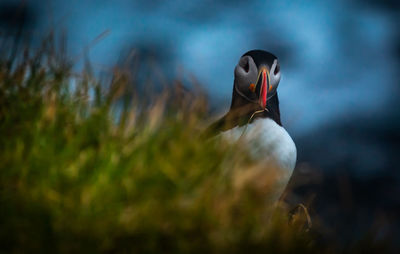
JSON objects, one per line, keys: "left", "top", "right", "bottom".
{"left": 260, "top": 70, "right": 268, "bottom": 109}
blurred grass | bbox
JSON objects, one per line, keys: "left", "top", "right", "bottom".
{"left": 0, "top": 35, "right": 320, "bottom": 253}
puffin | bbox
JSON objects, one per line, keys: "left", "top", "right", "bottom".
{"left": 204, "top": 50, "right": 297, "bottom": 203}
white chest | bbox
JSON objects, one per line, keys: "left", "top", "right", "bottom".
{"left": 219, "top": 118, "right": 297, "bottom": 201}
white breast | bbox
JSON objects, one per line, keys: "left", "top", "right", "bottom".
{"left": 219, "top": 118, "right": 297, "bottom": 202}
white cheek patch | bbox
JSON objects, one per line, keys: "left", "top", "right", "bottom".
{"left": 234, "top": 56, "right": 258, "bottom": 90}
{"left": 270, "top": 59, "right": 281, "bottom": 90}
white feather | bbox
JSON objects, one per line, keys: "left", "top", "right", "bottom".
{"left": 219, "top": 117, "right": 297, "bottom": 202}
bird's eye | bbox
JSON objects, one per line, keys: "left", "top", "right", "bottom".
{"left": 274, "top": 63, "right": 280, "bottom": 75}
{"left": 243, "top": 59, "right": 249, "bottom": 73}
{"left": 239, "top": 57, "right": 250, "bottom": 73}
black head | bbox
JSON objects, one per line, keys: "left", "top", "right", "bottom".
{"left": 202, "top": 50, "right": 283, "bottom": 137}
{"left": 243, "top": 50, "right": 277, "bottom": 70}
{"left": 232, "top": 50, "right": 281, "bottom": 108}
{"left": 228, "top": 50, "right": 282, "bottom": 125}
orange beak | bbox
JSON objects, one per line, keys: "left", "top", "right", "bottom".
{"left": 258, "top": 68, "right": 270, "bottom": 109}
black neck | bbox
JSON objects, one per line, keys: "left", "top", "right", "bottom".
{"left": 202, "top": 91, "right": 282, "bottom": 138}
{"left": 228, "top": 89, "right": 282, "bottom": 127}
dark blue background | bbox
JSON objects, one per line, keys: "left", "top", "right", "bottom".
{"left": 1, "top": 0, "right": 399, "bottom": 249}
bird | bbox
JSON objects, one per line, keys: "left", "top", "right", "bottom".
{"left": 204, "top": 49, "right": 297, "bottom": 203}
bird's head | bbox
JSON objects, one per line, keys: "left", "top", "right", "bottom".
{"left": 233, "top": 50, "right": 281, "bottom": 110}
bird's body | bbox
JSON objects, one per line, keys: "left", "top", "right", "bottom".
{"left": 219, "top": 117, "right": 296, "bottom": 176}
{"left": 218, "top": 116, "right": 296, "bottom": 202}
{"left": 205, "top": 49, "right": 296, "bottom": 203}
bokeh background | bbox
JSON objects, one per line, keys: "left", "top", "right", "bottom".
{"left": 1, "top": 0, "right": 399, "bottom": 248}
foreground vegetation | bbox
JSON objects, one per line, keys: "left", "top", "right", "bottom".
{"left": 3, "top": 37, "right": 389, "bottom": 253}
{"left": 0, "top": 38, "right": 317, "bottom": 253}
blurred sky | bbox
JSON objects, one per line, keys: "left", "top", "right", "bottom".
{"left": 1, "top": 0, "right": 399, "bottom": 175}
{"left": 26, "top": 0, "right": 400, "bottom": 136}
{"left": 2, "top": 0, "right": 400, "bottom": 245}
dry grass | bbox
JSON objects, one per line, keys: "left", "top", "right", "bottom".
{"left": 0, "top": 34, "right": 349, "bottom": 253}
